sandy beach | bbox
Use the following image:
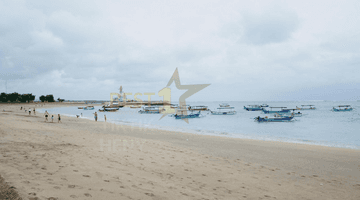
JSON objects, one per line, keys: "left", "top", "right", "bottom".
{"left": 1, "top": 103, "right": 359, "bottom": 200}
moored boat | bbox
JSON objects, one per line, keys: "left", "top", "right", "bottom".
{"left": 255, "top": 115, "right": 294, "bottom": 122}
{"left": 83, "top": 106, "right": 94, "bottom": 110}
{"left": 219, "top": 103, "right": 230, "bottom": 107}
{"left": 99, "top": 108, "right": 118, "bottom": 112}
{"left": 243, "top": 105, "right": 263, "bottom": 111}
{"left": 138, "top": 106, "right": 165, "bottom": 114}
{"left": 130, "top": 105, "right": 141, "bottom": 109}
{"left": 211, "top": 107, "right": 237, "bottom": 115}
{"left": 332, "top": 105, "right": 353, "bottom": 112}
{"left": 296, "top": 105, "right": 316, "bottom": 110}
{"left": 78, "top": 107, "right": 84, "bottom": 109}
{"left": 188, "top": 105, "right": 209, "bottom": 111}
{"left": 174, "top": 110, "right": 201, "bottom": 119}
{"left": 262, "top": 107, "right": 290, "bottom": 114}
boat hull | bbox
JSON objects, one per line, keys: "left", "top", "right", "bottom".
{"left": 255, "top": 116, "right": 294, "bottom": 122}
{"left": 174, "top": 113, "right": 200, "bottom": 119}
{"left": 262, "top": 110, "right": 290, "bottom": 114}
{"left": 138, "top": 110, "right": 161, "bottom": 114}
{"left": 211, "top": 111, "right": 237, "bottom": 115}
{"left": 333, "top": 108, "right": 353, "bottom": 112}
{"left": 244, "top": 106, "right": 263, "bottom": 111}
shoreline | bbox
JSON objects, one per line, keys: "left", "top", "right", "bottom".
{"left": 37, "top": 104, "right": 360, "bottom": 150}
{"left": 1, "top": 103, "right": 360, "bottom": 199}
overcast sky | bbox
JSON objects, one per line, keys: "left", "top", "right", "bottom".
{"left": 1, "top": 0, "right": 359, "bottom": 101}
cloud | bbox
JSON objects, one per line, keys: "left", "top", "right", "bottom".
{"left": 241, "top": 10, "right": 299, "bottom": 45}
{"left": 0, "top": 0, "right": 359, "bottom": 101}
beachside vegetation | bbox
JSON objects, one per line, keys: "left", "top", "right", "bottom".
{"left": 0, "top": 92, "right": 36, "bottom": 103}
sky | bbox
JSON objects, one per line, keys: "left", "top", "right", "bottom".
{"left": 0, "top": 0, "right": 359, "bottom": 102}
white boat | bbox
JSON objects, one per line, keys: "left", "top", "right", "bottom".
{"left": 296, "top": 105, "right": 316, "bottom": 110}
{"left": 211, "top": 107, "right": 237, "bottom": 115}
{"left": 138, "top": 106, "right": 165, "bottom": 114}
{"left": 188, "top": 105, "right": 209, "bottom": 111}
{"left": 219, "top": 103, "right": 230, "bottom": 107}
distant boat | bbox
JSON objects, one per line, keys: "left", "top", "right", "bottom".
{"left": 99, "top": 107, "right": 119, "bottom": 112}
{"left": 188, "top": 105, "right": 209, "bottom": 111}
{"left": 262, "top": 107, "right": 290, "bottom": 114}
{"left": 260, "top": 104, "right": 269, "bottom": 107}
{"left": 83, "top": 106, "right": 94, "bottom": 110}
{"left": 174, "top": 110, "right": 201, "bottom": 119}
{"left": 277, "top": 111, "right": 302, "bottom": 117}
{"left": 138, "top": 106, "right": 164, "bottom": 114}
{"left": 78, "top": 107, "right": 84, "bottom": 109}
{"left": 130, "top": 105, "right": 141, "bottom": 109}
{"left": 219, "top": 103, "right": 230, "bottom": 107}
{"left": 255, "top": 115, "right": 294, "bottom": 122}
{"left": 296, "top": 105, "right": 316, "bottom": 110}
{"left": 332, "top": 105, "right": 353, "bottom": 112}
{"left": 244, "top": 105, "right": 263, "bottom": 111}
{"left": 211, "top": 107, "right": 237, "bottom": 115}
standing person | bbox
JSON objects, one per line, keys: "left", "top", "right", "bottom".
{"left": 44, "top": 111, "right": 49, "bottom": 121}
{"left": 58, "top": 114, "right": 61, "bottom": 123}
{"left": 28, "top": 108, "right": 31, "bottom": 115}
{"left": 104, "top": 115, "right": 107, "bottom": 122}
{"left": 94, "top": 112, "right": 98, "bottom": 122}
{"left": 81, "top": 113, "right": 83, "bottom": 117}
{"left": 20, "top": 106, "right": 22, "bottom": 110}
{"left": 51, "top": 115, "right": 54, "bottom": 122}
{"left": 33, "top": 108, "right": 36, "bottom": 115}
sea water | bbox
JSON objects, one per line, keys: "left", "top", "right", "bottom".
{"left": 38, "top": 101, "right": 360, "bottom": 149}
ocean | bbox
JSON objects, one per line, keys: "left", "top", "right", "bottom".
{"left": 38, "top": 101, "right": 360, "bottom": 149}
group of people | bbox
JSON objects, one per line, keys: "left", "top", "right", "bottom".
{"left": 93, "top": 112, "right": 106, "bottom": 122}
{"left": 43, "top": 110, "right": 61, "bottom": 123}
{"left": 21, "top": 106, "right": 36, "bottom": 115}
{"left": 21, "top": 107, "right": 107, "bottom": 123}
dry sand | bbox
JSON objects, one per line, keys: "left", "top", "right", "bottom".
{"left": 0, "top": 103, "right": 359, "bottom": 200}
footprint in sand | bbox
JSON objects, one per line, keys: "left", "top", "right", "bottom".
{"left": 47, "top": 197, "right": 58, "bottom": 200}
{"left": 84, "top": 193, "right": 92, "bottom": 197}
{"left": 70, "top": 195, "right": 77, "bottom": 198}
{"left": 68, "top": 185, "right": 76, "bottom": 188}
{"left": 83, "top": 175, "right": 90, "bottom": 177}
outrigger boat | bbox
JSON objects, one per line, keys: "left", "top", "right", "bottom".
{"left": 211, "top": 107, "right": 237, "bottom": 115}
{"left": 262, "top": 107, "right": 290, "bottom": 114}
{"left": 98, "top": 107, "right": 119, "bottom": 112}
{"left": 296, "top": 105, "right": 316, "bottom": 110}
{"left": 243, "top": 105, "right": 263, "bottom": 111}
{"left": 83, "top": 106, "right": 94, "bottom": 110}
{"left": 255, "top": 114, "right": 294, "bottom": 122}
{"left": 332, "top": 105, "right": 353, "bottom": 112}
{"left": 188, "top": 105, "right": 209, "bottom": 111}
{"left": 174, "top": 109, "right": 201, "bottom": 119}
{"left": 138, "top": 106, "right": 165, "bottom": 114}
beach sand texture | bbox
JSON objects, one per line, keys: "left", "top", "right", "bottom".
{"left": 0, "top": 103, "right": 359, "bottom": 200}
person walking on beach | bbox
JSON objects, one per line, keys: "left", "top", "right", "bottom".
{"left": 94, "top": 112, "right": 98, "bottom": 122}
{"left": 51, "top": 115, "right": 54, "bottom": 122}
{"left": 58, "top": 114, "right": 61, "bottom": 123}
{"left": 20, "top": 106, "right": 22, "bottom": 110}
{"left": 104, "top": 115, "right": 106, "bottom": 122}
{"left": 33, "top": 108, "right": 36, "bottom": 115}
{"left": 28, "top": 108, "right": 31, "bottom": 115}
{"left": 44, "top": 111, "right": 49, "bottom": 122}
